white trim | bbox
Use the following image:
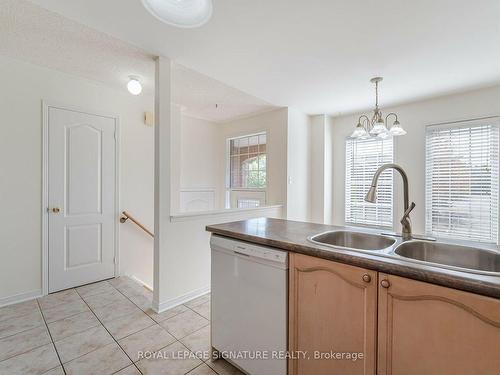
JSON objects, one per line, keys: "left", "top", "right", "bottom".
{"left": 153, "top": 286, "right": 210, "bottom": 313}
{"left": 0, "top": 290, "right": 42, "bottom": 308}
{"left": 128, "top": 275, "right": 153, "bottom": 292}
{"left": 170, "top": 204, "right": 283, "bottom": 222}
{"left": 42, "top": 102, "right": 49, "bottom": 296}
{"left": 41, "top": 101, "right": 120, "bottom": 295}
{"left": 180, "top": 188, "right": 216, "bottom": 193}
{"left": 114, "top": 117, "right": 121, "bottom": 277}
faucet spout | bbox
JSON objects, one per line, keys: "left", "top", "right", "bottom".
{"left": 364, "top": 163, "right": 413, "bottom": 239}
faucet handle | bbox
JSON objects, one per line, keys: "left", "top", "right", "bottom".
{"left": 401, "top": 202, "right": 416, "bottom": 224}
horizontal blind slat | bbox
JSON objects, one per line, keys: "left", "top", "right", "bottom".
{"left": 425, "top": 122, "right": 499, "bottom": 243}
{"left": 346, "top": 136, "right": 394, "bottom": 228}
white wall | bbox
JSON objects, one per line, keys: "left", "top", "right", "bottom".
{"left": 153, "top": 107, "right": 289, "bottom": 312}
{"left": 324, "top": 115, "right": 334, "bottom": 224}
{"left": 220, "top": 109, "right": 289, "bottom": 211}
{"left": 152, "top": 60, "right": 287, "bottom": 310}
{"left": 287, "top": 108, "right": 312, "bottom": 221}
{"left": 330, "top": 84, "right": 500, "bottom": 235}
{"left": 310, "top": 115, "right": 325, "bottom": 223}
{"left": 179, "top": 115, "right": 225, "bottom": 210}
{"left": 0, "top": 56, "right": 155, "bottom": 303}
{"left": 157, "top": 206, "right": 283, "bottom": 311}
{"left": 174, "top": 110, "right": 289, "bottom": 212}
{"left": 309, "top": 115, "right": 334, "bottom": 224}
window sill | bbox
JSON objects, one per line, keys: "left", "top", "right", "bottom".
{"left": 170, "top": 204, "right": 283, "bottom": 222}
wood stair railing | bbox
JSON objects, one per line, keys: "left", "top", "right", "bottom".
{"left": 120, "top": 211, "right": 154, "bottom": 238}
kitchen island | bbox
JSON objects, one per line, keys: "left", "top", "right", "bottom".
{"left": 207, "top": 217, "right": 500, "bottom": 375}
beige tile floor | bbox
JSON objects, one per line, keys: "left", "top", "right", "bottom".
{"left": 0, "top": 277, "right": 243, "bottom": 375}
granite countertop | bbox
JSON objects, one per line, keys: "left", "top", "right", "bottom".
{"left": 206, "top": 217, "right": 500, "bottom": 300}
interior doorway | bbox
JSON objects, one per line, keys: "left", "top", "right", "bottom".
{"left": 42, "top": 103, "right": 119, "bottom": 293}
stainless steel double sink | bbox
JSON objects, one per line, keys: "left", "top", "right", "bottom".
{"left": 308, "top": 230, "right": 500, "bottom": 276}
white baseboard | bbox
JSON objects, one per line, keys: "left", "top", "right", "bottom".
{"left": 0, "top": 289, "right": 42, "bottom": 308}
{"left": 127, "top": 275, "right": 153, "bottom": 292}
{"left": 153, "top": 285, "right": 210, "bottom": 313}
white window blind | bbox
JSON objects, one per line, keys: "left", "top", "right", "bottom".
{"left": 345, "top": 137, "right": 394, "bottom": 228}
{"left": 425, "top": 119, "right": 499, "bottom": 243}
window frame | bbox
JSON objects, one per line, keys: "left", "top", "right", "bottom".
{"left": 226, "top": 131, "right": 268, "bottom": 193}
{"left": 425, "top": 117, "right": 500, "bottom": 244}
{"left": 345, "top": 135, "right": 394, "bottom": 229}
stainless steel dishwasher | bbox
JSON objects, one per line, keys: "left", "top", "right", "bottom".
{"left": 210, "top": 235, "right": 288, "bottom": 375}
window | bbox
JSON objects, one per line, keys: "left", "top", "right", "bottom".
{"left": 229, "top": 133, "right": 267, "bottom": 189}
{"left": 237, "top": 199, "right": 261, "bottom": 209}
{"left": 345, "top": 137, "right": 394, "bottom": 228}
{"left": 425, "top": 119, "right": 499, "bottom": 243}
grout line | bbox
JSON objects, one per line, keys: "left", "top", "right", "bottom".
{"left": 38, "top": 289, "right": 84, "bottom": 311}
{"left": 110, "top": 278, "right": 214, "bottom": 374}
{"left": 0, "top": 328, "right": 53, "bottom": 364}
{"left": 36, "top": 281, "right": 146, "bottom": 374}
{"left": 44, "top": 308, "right": 92, "bottom": 327}
{"left": 74, "top": 285, "right": 143, "bottom": 374}
{"left": 181, "top": 303, "right": 240, "bottom": 375}
{"left": 2, "top": 277, "right": 218, "bottom": 375}
{"left": 184, "top": 303, "right": 211, "bottom": 322}
{"left": 0, "top": 306, "right": 44, "bottom": 324}
{"left": 0, "top": 321, "right": 46, "bottom": 342}
{"left": 36, "top": 298, "right": 68, "bottom": 375}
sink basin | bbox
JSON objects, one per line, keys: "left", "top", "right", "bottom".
{"left": 309, "top": 230, "right": 396, "bottom": 251}
{"left": 394, "top": 241, "right": 500, "bottom": 274}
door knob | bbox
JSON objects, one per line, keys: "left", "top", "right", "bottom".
{"left": 51, "top": 207, "right": 61, "bottom": 213}
{"left": 362, "top": 274, "right": 371, "bottom": 283}
{"left": 380, "top": 279, "right": 391, "bottom": 288}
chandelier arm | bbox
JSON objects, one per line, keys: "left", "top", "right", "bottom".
{"left": 385, "top": 112, "right": 398, "bottom": 125}
{"left": 358, "top": 115, "right": 371, "bottom": 131}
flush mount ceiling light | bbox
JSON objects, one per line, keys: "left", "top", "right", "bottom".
{"left": 142, "top": 0, "right": 213, "bottom": 28}
{"left": 127, "top": 76, "right": 142, "bottom": 95}
{"left": 350, "top": 77, "right": 407, "bottom": 139}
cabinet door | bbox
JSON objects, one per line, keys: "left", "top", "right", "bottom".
{"left": 378, "top": 273, "right": 500, "bottom": 375}
{"left": 289, "top": 253, "right": 377, "bottom": 375}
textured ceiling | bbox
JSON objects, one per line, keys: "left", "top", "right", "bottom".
{"left": 172, "top": 64, "right": 275, "bottom": 122}
{"left": 0, "top": 0, "right": 156, "bottom": 94}
{"left": 0, "top": 0, "right": 275, "bottom": 122}
{"left": 26, "top": 0, "right": 500, "bottom": 116}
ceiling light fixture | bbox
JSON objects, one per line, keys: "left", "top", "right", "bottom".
{"left": 127, "top": 76, "right": 142, "bottom": 95}
{"left": 350, "top": 77, "right": 406, "bottom": 139}
{"left": 141, "top": 0, "right": 213, "bottom": 28}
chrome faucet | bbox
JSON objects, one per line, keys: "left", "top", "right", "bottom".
{"left": 365, "top": 163, "right": 415, "bottom": 240}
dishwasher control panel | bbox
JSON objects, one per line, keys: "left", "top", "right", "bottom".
{"left": 211, "top": 235, "right": 288, "bottom": 265}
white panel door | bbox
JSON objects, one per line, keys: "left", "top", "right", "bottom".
{"left": 48, "top": 107, "right": 116, "bottom": 293}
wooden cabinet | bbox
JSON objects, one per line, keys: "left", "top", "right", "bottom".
{"left": 289, "top": 254, "right": 500, "bottom": 375}
{"left": 378, "top": 273, "right": 500, "bottom": 375}
{"left": 288, "top": 253, "right": 378, "bottom": 375}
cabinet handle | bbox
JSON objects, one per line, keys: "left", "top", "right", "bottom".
{"left": 362, "top": 274, "right": 371, "bottom": 283}
{"left": 380, "top": 279, "right": 391, "bottom": 288}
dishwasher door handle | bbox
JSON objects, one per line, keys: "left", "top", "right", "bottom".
{"left": 234, "top": 251, "right": 251, "bottom": 257}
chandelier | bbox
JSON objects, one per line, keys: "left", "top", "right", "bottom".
{"left": 350, "top": 77, "right": 406, "bottom": 139}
